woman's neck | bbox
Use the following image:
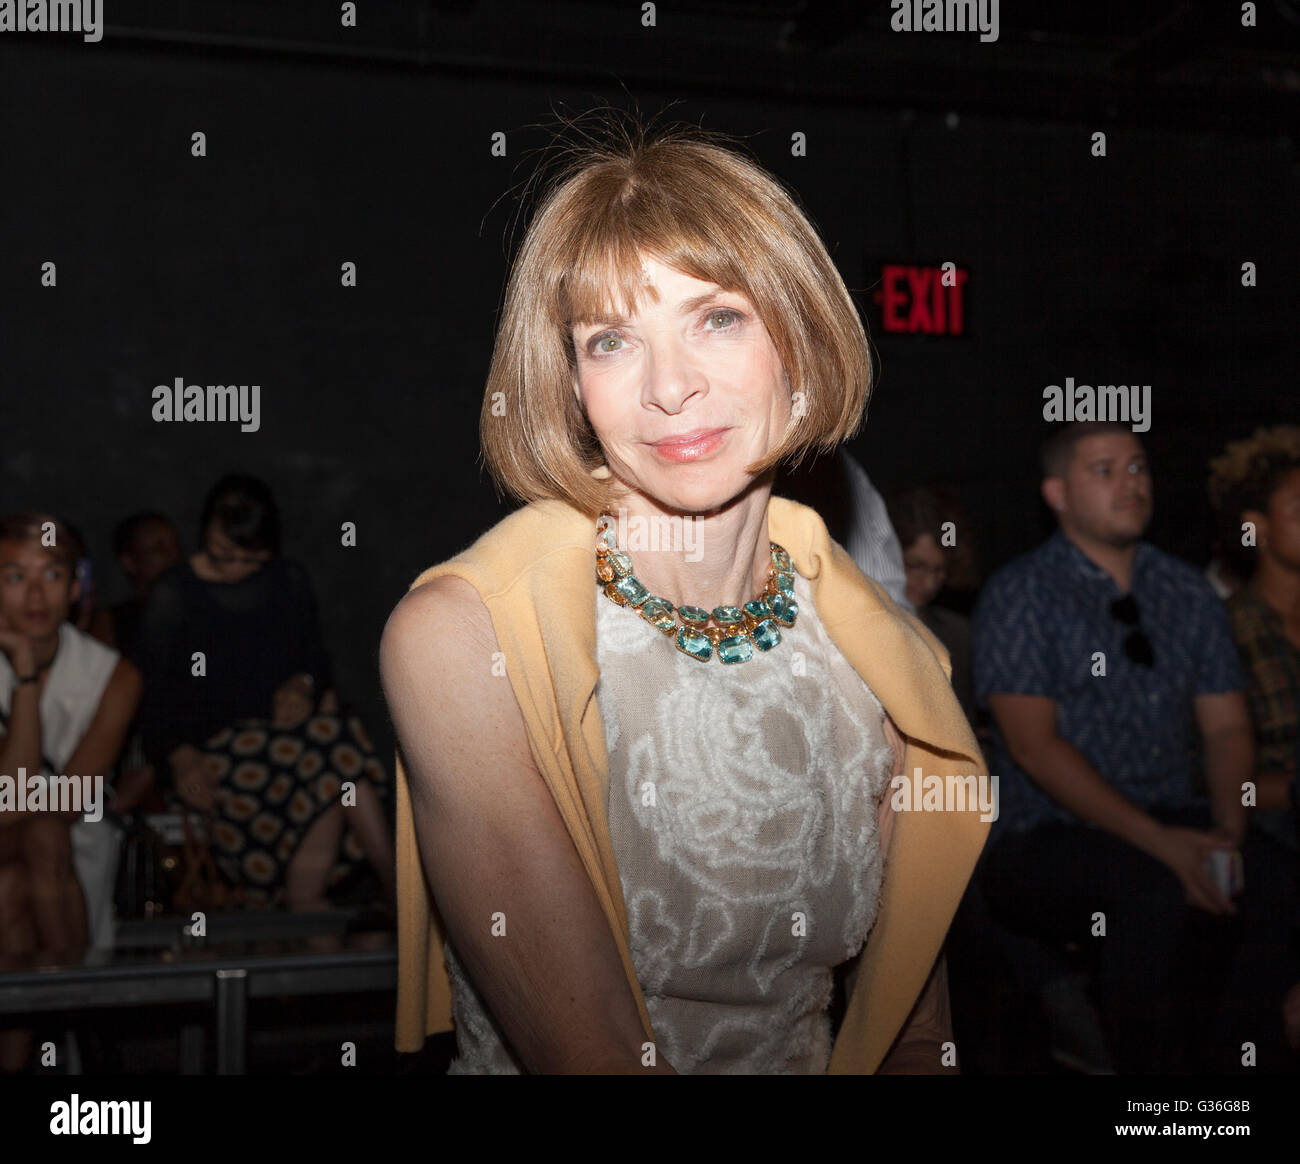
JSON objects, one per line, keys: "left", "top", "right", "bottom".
{"left": 602, "top": 482, "right": 777, "bottom": 612}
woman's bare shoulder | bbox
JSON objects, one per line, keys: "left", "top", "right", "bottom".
{"left": 380, "top": 573, "right": 536, "bottom": 783}
{"left": 383, "top": 573, "right": 495, "bottom": 657}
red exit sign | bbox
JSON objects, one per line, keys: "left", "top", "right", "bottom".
{"left": 874, "top": 263, "right": 969, "bottom": 335}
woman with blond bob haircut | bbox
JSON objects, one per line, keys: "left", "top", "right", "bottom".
{"left": 382, "top": 114, "right": 988, "bottom": 1075}
{"left": 479, "top": 125, "right": 869, "bottom": 518}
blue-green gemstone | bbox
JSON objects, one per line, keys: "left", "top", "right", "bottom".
{"left": 607, "top": 550, "right": 633, "bottom": 578}
{"left": 597, "top": 524, "right": 618, "bottom": 549}
{"left": 638, "top": 597, "right": 676, "bottom": 632}
{"left": 775, "top": 571, "right": 795, "bottom": 598}
{"left": 712, "top": 605, "right": 743, "bottom": 626}
{"left": 677, "top": 605, "right": 710, "bottom": 626}
{"left": 613, "top": 575, "right": 649, "bottom": 606}
{"left": 743, "top": 598, "right": 771, "bottom": 620}
{"left": 675, "top": 625, "right": 713, "bottom": 661}
{"left": 717, "top": 633, "right": 754, "bottom": 664}
{"left": 771, "top": 546, "right": 792, "bottom": 572}
{"left": 751, "top": 619, "right": 781, "bottom": 651}
{"left": 769, "top": 592, "right": 798, "bottom": 626}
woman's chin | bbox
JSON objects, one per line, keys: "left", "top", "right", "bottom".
{"left": 635, "top": 477, "right": 750, "bottom": 517}
{"left": 608, "top": 449, "right": 770, "bottom": 516}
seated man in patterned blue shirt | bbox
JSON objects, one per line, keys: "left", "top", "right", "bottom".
{"left": 973, "top": 421, "right": 1264, "bottom": 1074}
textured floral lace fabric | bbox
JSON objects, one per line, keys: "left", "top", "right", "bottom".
{"left": 444, "top": 570, "right": 895, "bottom": 1074}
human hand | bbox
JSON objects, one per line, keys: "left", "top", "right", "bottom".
{"left": 170, "top": 745, "right": 213, "bottom": 811}
{"left": 1208, "top": 819, "right": 1246, "bottom": 849}
{"left": 0, "top": 610, "right": 37, "bottom": 678}
{"left": 272, "top": 674, "right": 315, "bottom": 728}
{"left": 1153, "top": 825, "right": 1237, "bottom": 916}
{"left": 112, "top": 763, "right": 156, "bottom": 815}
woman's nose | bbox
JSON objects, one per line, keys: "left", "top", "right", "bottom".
{"left": 642, "top": 338, "right": 703, "bottom": 414}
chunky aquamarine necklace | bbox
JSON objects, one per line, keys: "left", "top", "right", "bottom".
{"left": 595, "top": 514, "right": 799, "bottom": 664}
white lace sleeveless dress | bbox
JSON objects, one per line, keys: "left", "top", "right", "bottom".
{"left": 443, "top": 570, "right": 896, "bottom": 1073}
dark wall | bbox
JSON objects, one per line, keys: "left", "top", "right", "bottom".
{"left": 2, "top": 39, "right": 1295, "bottom": 762}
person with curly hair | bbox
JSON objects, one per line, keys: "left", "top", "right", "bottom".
{"left": 1209, "top": 425, "right": 1300, "bottom": 1054}
{"left": 1210, "top": 425, "right": 1300, "bottom": 848}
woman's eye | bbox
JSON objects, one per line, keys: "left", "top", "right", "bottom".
{"left": 586, "top": 308, "right": 741, "bottom": 355}
{"left": 584, "top": 331, "right": 624, "bottom": 356}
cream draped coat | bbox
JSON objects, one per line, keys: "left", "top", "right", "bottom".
{"left": 392, "top": 479, "right": 989, "bottom": 1072}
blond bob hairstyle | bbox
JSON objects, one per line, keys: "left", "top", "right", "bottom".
{"left": 479, "top": 118, "right": 872, "bottom": 517}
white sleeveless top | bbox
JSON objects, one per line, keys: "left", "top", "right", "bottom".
{"left": 443, "top": 571, "right": 895, "bottom": 1073}
{"left": 0, "top": 622, "right": 119, "bottom": 771}
{"left": 0, "top": 622, "right": 122, "bottom": 948}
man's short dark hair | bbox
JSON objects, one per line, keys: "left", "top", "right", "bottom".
{"left": 0, "top": 512, "right": 80, "bottom": 572}
{"left": 885, "top": 485, "right": 949, "bottom": 552}
{"left": 112, "top": 511, "right": 177, "bottom": 558}
{"left": 1040, "top": 421, "right": 1140, "bottom": 479}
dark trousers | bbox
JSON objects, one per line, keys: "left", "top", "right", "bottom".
{"left": 978, "top": 805, "right": 1299, "bottom": 1074}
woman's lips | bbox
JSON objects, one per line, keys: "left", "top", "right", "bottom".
{"left": 649, "top": 427, "right": 729, "bottom": 462}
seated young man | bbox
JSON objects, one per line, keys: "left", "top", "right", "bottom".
{"left": 973, "top": 423, "right": 1263, "bottom": 1074}
{"left": 0, "top": 512, "right": 141, "bottom": 1071}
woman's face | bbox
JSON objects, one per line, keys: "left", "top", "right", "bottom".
{"left": 201, "top": 522, "right": 271, "bottom": 583}
{"left": 570, "top": 254, "right": 792, "bottom": 515}
{"left": 903, "top": 532, "right": 947, "bottom": 610}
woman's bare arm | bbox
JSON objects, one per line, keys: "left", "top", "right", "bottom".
{"left": 380, "top": 574, "right": 674, "bottom": 1074}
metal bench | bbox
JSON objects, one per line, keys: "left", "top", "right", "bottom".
{"left": 0, "top": 907, "right": 396, "bottom": 1073}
